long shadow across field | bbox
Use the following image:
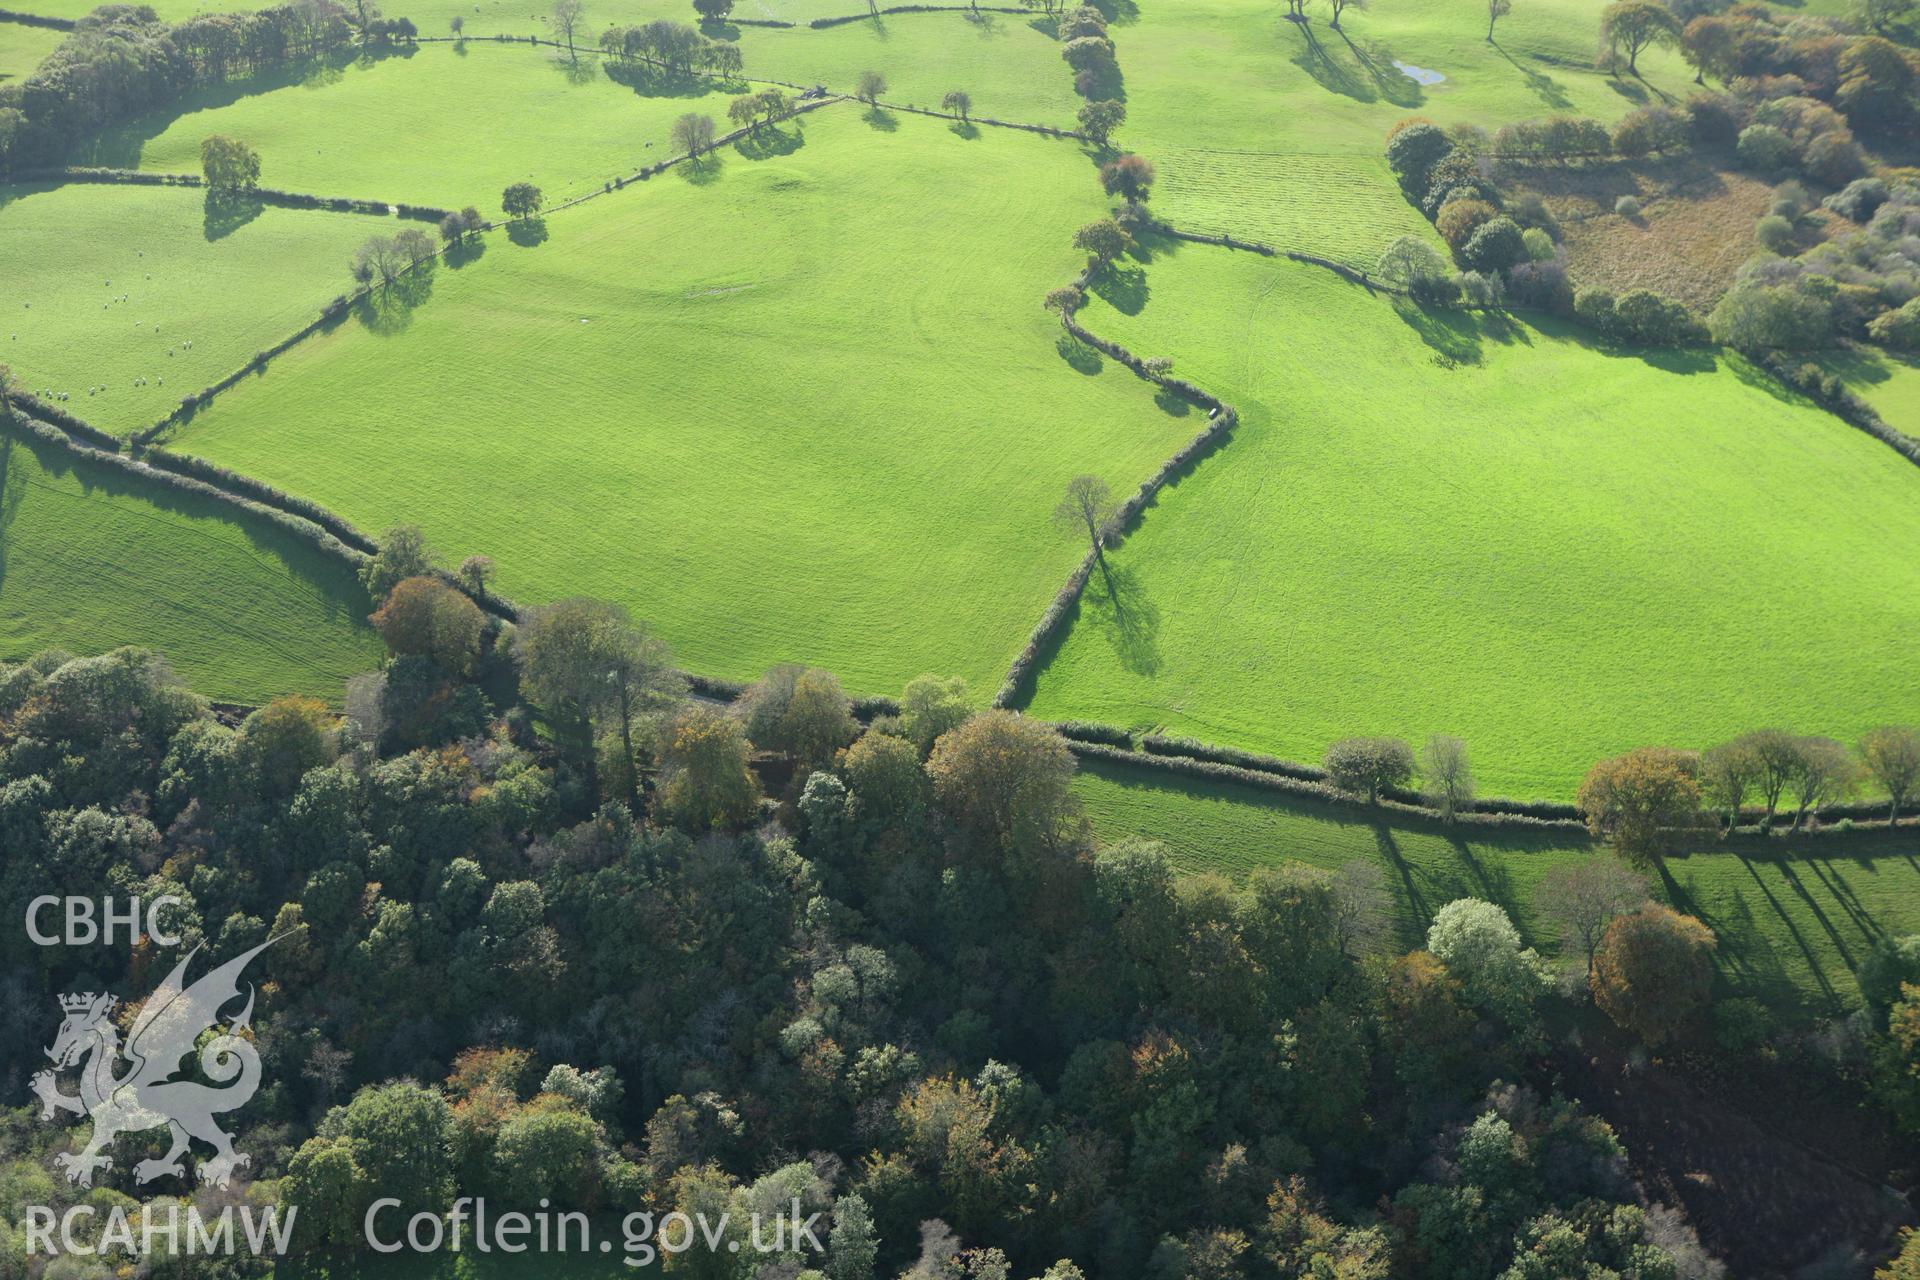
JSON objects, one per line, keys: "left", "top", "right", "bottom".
{"left": 1076, "top": 753, "right": 1920, "bottom": 1016}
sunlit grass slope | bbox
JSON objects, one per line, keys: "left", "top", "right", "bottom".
{"left": 89, "top": 42, "right": 741, "bottom": 210}
{"left": 0, "top": 180, "right": 401, "bottom": 434}
{"left": 0, "top": 430, "right": 383, "bottom": 702}
{"left": 1028, "top": 241, "right": 1920, "bottom": 801}
{"left": 168, "top": 107, "right": 1192, "bottom": 695}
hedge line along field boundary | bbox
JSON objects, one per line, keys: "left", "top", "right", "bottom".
{"left": 1759, "top": 348, "right": 1920, "bottom": 472}
{"left": 8, "top": 167, "right": 450, "bottom": 221}
{"left": 993, "top": 272, "right": 1240, "bottom": 710}
{"left": 1, "top": 410, "right": 374, "bottom": 571}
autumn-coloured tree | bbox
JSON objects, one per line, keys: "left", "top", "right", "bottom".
{"left": 240, "top": 695, "right": 338, "bottom": 796}
{"left": 1591, "top": 905, "right": 1715, "bottom": 1045}
{"left": 1099, "top": 153, "right": 1155, "bottom": 203}
{"left": 658, "top": 704, "right": 761, "bottom": 832}
{"left": 370, "top": 575, "right": 486, "bottom": 674}
{"left": 1576, "top": 746, "right": 1700, "bottom": 868}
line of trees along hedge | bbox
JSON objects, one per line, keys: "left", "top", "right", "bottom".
{"left": 0, "top": 0, "right": 368, "bottom": 172}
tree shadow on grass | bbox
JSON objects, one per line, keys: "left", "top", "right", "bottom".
{"left": 1056, "top": 332, "right": 1103, "bottom": 374}
{"left": 863, "top": 106, "right": 899, "bottom": 131}
{"left": 354, "top": 268, "right": 433, "bottom": 336}
{"left": 950, "top": 120, "right": 980, "bottom": 140}
{"left": 1332, "top": 24, "right": 1423, "bottom": 108}
{"left": 444, "top": 235, "right": 487, "bottom": 270}
{"left": 1392, "top": 296, "right": 1483, "bottom": 366}
{"left": 1082, "top": 559, "right": 1161, "bottom": 676}
{"left": 735, "top": 123, "right": 805, "bottom": 159}
{"left": 602, "top": 59, "right": 726, "bottom": 101}
{"left": 1089, "top": 262, "right": 1148, "bottom": 315}
{"left": 677, "top": 151, "right": 724, "bottom": 185}
{"left": 1291, "top": 19, "right": 1373, "bottom": 103}
{"left": 202, "top": 190, "right": 264, "bottom": 242}
{"left": 1153, "top": 385, "right": 1192, "bottom": 417}
{"left": 507, "top": 217, "right": 549, "bottom": 248}
{"left": 1490, "top": 40, "right": 1572, "bottom": 111}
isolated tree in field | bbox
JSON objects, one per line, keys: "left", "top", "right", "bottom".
{"left": 449, "top": 13, "right": 463, "bottom": 34}
{"left": 658, "top": 704, "right": 761, "bottom": 832}
{"left": 1700, "top": 735, "right": 1760, "bottom": 832}
{"left": 942, "top": 89, "right": 972, "bottom": 121}
{"left": 1327, "top": 0, "right": 1364, "bottom": 28}
{"left": 856, "top": 70, "right": 887, "bottom": 104}
{"left": 516, "top": 597, "right": 681, "bottom": 805}
{"left": 1535, "top": 858, "right": 1648, "bottom": 978}
{"left": 1485, "top": 0, "right": 1509, "bottom": 39}
{"left": 1100, "top": 153, "right": 1155, "bottom": 203}
{"left": 1786, "top": 734, "right": 1856, "bottom": 830}
{"left": 1577, "top": 746, "right": 1699, "bottom": 868}
{"left": 1418, "top": 734, "right": 1474, "bottom": 821}
{"left": 200, "top": 134, "right": 260, "bottom": 190}
{"left": 552, "top": 0, "right": 585, "bottom": 55}
{"left": 672, "top": 111, "right": 717, "bottom": 157}
{"left": 692, "top": 0, "right": 734, "bottom": 21}
{"left": 1591, "top": 905, "right": 1715, "bottom": 1045}
{"left": 502, "top": 182, "right": 544, "bottom": 221}
{"left": 370, "top": 576, "right": 486, "bottom": 674}
{"left": 1077, "top": 99, "right": 1125, "bottom": 146}
{"left": 1054, "top": 474, "right": 1117, "bottom": 581}
{"left": 1324, "top": 736, "right": 1415, "bottom": 803}
{"left": 900, "top": 673, "right": 973, "bottom": 755}
{"left": 1073, "top": 217, "right": 1134, "bottom": 268}
{"left": 1862, "top": 726, "right": 1920, "bottom": 822}
{"left": 1598, "top": 0, "right": 1679, "bottom": 74}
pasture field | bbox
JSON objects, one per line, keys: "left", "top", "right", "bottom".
{"left": 0, "top": 430, "right": 384, "bottom": 703}
{"left": 1074, "top": 752, "right": 1920, "bottom": 1016}
{"left": 734, "top": 13, "right": 1084, "bottom": 127}
{"left": 0, "top": 18, "right": 61, "bottom": 82}
{"left": 1026, "top": 241, "right": 1920, "bottom": 801}
{"left": 0, "top": 180, "right": 402, "bottom": 434}
{"left": 1107, "top": 0, "right": 1694, "bottom": 263}
{"left": 165, "top": 107, "right": 1193, "bottom": 695}
{"left": 1817, "top": 344, "right": 1920, "bottom": 437}
{"left": 87, "top": 42, "right": 742, "bottom": 210}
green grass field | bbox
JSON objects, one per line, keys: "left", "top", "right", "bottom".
{"left": 1, "top": 180, "right": 403, "bottom": 434}
{"left": 84, "top": 42, "right": 743, "bottom": 210}
{"left": 164, "top": 106, "right": 1191, "bottom": 695}
{"left": 735, "top": 13, "right": 1083, "bottom": 126}
{"left": 1026, "top": 241, "right": 1920, "bottom": 801}
{"left": 1106, "top": 0, "right": 1694, "bottom": 263}
{"left": 1075, "top": 751, "right": 1920, "bottom": 1016}
{"left": 0, "top": 17, "right": 62, "bottom": 82}
{"left": 1817, "top": 344, "right": 1920, "bottom": 437}
{"left": 0, "top": 429, "right": 384, "bottom": 702}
